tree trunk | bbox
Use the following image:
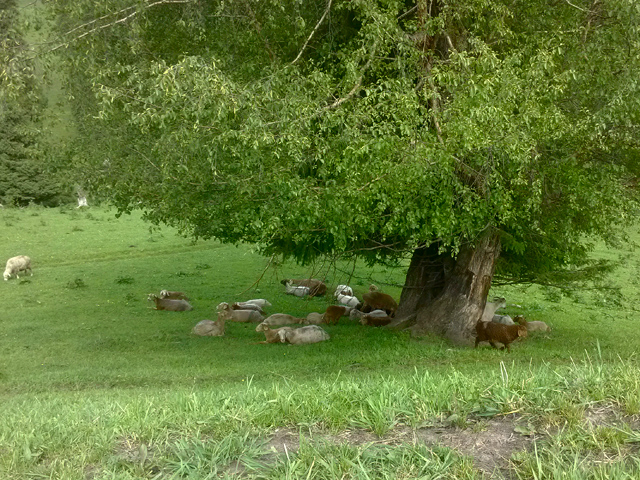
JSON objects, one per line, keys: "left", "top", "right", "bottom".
{"left": 397, "top": 231, "right": 501, "bottom": 345}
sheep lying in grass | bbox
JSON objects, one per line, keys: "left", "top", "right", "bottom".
{"left": 192, "top": 318, "right": 225, "bottom": 336}
{"left": 159, "top": 290, "right": 189, "bottom": 300}
{"left": 217, "top": 302, "right": 264, "bottom": 323}
{"left": 284, "top": 281, "right": 310, "bottom": 297}
{"left": 281, "top": 278, "right": 327, "bottom": 297}
{"left": 260, "top": 313, "right": 305, "bottom": 326}
{"left": 349, "top": 309, "right": 388, "bottom": 321}
{"left": 334, "top": 284, "right": 354, "bottom": 297}
{"left": 232, "top": 302, "right": 265, "bottom": 314}
{"left": 360, "top": 314, "right": 393, "bottom": 327}
{"left": 337, "top": 293, "right": 361, "bottom": 308}
{"left": 303, "top": 312, "right": 325, "bottom": 325}
{"left": 281, "top": 325, "right": 330, "bottom": 345}
{"left": 492, "top": 314, "right": 515, "bottom": 325}
{"left": 148, "top": 294, "right": 193, "bottom": 311}
{"left": 244, "top": 299, "right": 272, "bottom": 308}
{"left": 255, "top": 323, "right": 293, "bottom": 343}
{"left": 475, "top": 317, "right": 528, "bottom": 352}
{"left": 4, "top": 255, "right": 32, "bottom": 281}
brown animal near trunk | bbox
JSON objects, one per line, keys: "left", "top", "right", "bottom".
{"left": 159, "top": 290, "right": 189, "bottom": 300}
{"left": 148, "top": 294, "right": 193, "bottom": 311}
{"left": 360, "top": 314, "right": 393, "bottom": 327}
{"left": 323, "top": 305, "right": 346, "bottom": 325}
{"left": 280, "top": 278, "right": 327, "bottom": 297}
{"left": 475, "top": 317, "right": 528, "bottom": 352}
{"left": 361, "top": 291, "right": 398, "bottom": 317}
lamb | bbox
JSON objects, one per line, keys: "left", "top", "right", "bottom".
{"left": 3, "top": 255, "right": 32, "bottom": 281}
{"left": 492, "top": 314, "right": 515, "bottom": 325}
{"left": 322, "top": 305, "right": 346, "bottom": 325}
{"left": 280, "top": 278, "right": 327, "bottom": 297}
{"left": 303, "top": 312, "right": 325, "bottom": 325}
{"left": 216, "top": 302, "right": 264, "bottom": 323}
{"left": 243, "top": 299, "right": 272, "bottom": 308}
{"left": 336, "top": 293, "right": 361, "bottom": 308}
{"left": 192, "top": 318, "right": 225, "bottom": 336}
{"left": 148, "top": 294, "right": 193, "bottom": 311}
{"left": 260, "top": 313, "right": 305, "bottom": 326}
{"left": 280, "top": 325, "right": 330, "bottom": 345}
{"left": 232, "top": 302, "right": 265, "bottom": 314}
{"left": 255, "top": 323, "right": 293, "bottom": 343}
{"left": 475, "top": 317, "right": 528, "bottom": 352}
{"left": 480, "top": 297, "right": 507, "bottom": 323}
{"left": 284, "top": 281, "right": 310, "bottom": 297}
{"left": 360, "top": 314, "right": 393, "bottom": 327}
{"left": 334, "top": 284, "right": 354, "bottom": 297}
{"left": 361, "top": 291, "right": 398, "bottom": 317}
{"left": 159, "top": 290, "right": 189, "bottom": 300}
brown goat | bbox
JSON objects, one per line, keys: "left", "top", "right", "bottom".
{"left": 280, "top": 278, "right": 327, "bottom": 297}
{"left": 323, "top": 305, "right": 346, "bottom": 325}
{"left": 475, "top": 318, "right": 528, "bottom": 352}
{"left": 361, "top": 291, "right": 398, "bottom": 317}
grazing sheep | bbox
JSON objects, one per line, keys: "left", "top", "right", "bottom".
{"left": 192, "top": 318, "right": 225, "bottom": 336}
{"left": 524, "top": 319, "right": 551, "bottom": 332}
{"left": 3, "top": 255, "right": 32, "bottom": 281}
{"left": 303, "top": 312, "right": 325, "bottom": 325}
{"left": 255, "top": 323, "right": 293, "bottom": 343}
{"left": 159, "top": 290, "right": 189, "bottom": 300}
{"left": 244, "top": 299, "right": 272, "bottom": 308}
{"left": 217, "top": 302, "right": 264, "bottom": 323}
{"left": 284, "top": 281, "right": 310, "bottom": 297}
{"left": 480, "top": 297, "right": 507, "bottom": 323}
{"left": 261, "top": 313, "right": 304, "bottom": 326}
{"left": 475, "top": 317, "right": 528, "bottom": 352}
{"left": 336, "top": 293, "right": 361, "bottom": 308}
{"left": 492, "top": 314, "right": 515, "bottom": 325}
{"left": 361, "top": 291, "right": 398, "bottom": 317}
{"left": 334, "top": 284, "right": 354, "bottom": 297}
{"left": 232, "top": 302, "right": 264, "bottom": 314}
{"left": 360, "top": 314, "right": 393, "bottom": 327}
{"left": 280, "top": 278, "right": 327, "bottom": 297}
{"left": 148, "top": 294, "right": 193, "bottom": 311}
{"left": 280, "top": 325, "right": 330, "bottom": 345}
{"left": 323, "top": 305, "right": 346, "bottom": 325}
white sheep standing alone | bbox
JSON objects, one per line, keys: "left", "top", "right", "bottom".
{"left": 4, "top": 255, "right": 32, "bottom": 281}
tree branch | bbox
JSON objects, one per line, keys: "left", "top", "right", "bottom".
{"left": 291, "top": 0, "right": 332, "bottom": 65}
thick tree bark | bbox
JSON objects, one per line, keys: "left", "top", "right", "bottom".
{"left": 396, "top": 231, "right": 501, "bottom": 345}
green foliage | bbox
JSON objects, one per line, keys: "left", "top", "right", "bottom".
{"left": 48, "top": 0, "right": 640, "bottom": 284}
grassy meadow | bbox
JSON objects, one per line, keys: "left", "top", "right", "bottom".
{"left": 1, "top": 205, "right": 640, "bottom": 479}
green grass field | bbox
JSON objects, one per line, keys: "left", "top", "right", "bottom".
{"left": 1, "top": 206, "right": 639, "bottom": 479}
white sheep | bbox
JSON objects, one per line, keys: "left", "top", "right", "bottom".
{"left": 349, "top": 308, "right": 387, "bottom": 321}
{"left": 216, "top": 302, "right": 264, "bottom": 323}
{"left": 244, "top": 299, "right": 272, "bottom": 308}
{"left": 232, "top": 302, "right": 265, "bottom": 314}
{"left": 4, "top": 255, "right": 32, "bottom": 281}
{"left": 255, "top": 323, "right": 293, "bottom": 343}
{"left": 260, "top": 313, "right": 305, "bottom": 326}
{"left": 279, "top": 325, "right": 330, "bottom": 345}
{"left": 284, "top": 281, "right": 310, "bottom": 297}
{"left": 492, "top": 314, "right": 515, "bottom": 325}
{"left": 334, "top": 284, "right": 354, "bottom": 297}
{"left": 337, "top": 293, "right": 360, "bottom": 308}
{"left": 480, "top": 297, "right": 507, "bottom": 323}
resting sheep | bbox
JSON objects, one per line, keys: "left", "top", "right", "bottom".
{"left": 492, "top": 314, "right": 515, "bottom": 326}
{"left": 280, "top": 278, "right": 327, "bottom": 297}
{"left": 192, "top": 318, "right": 225, "bottom": 336}
{"left": 303, "top": 312, "right": 325, "bottom": 325}
{"left": 360, "top": 314, "right": 393, "bottom": 327}
{"left": 255, "top": 323, "right": 293, "bottom": 344}
{"left": 4, "top": 255, "right": 32, "bottom": 281}
{"left": 244, "top": 299, "right": 272, "bottom": 308}
{"left": 284, "top": 281, "right": 310, "bottom": 297}
{"left": 232, "top": 302, "right": 265, "bottom": 314}
{"left": 260, "top": 313, "right": 304, "bottom": 326}
{"left": 159, "top": 290, "right": 189, "bottom": 300}
{"left": 280, "top": 325, "right": 330, "bottom": 345}
{"left": 334, "top": 284, "right": 354, "bottom": 297}
{"left": 217, "top": 302, "right": 264, "bottom": 323}
{"left": 480, "top": 297, "right": 507, "bottom": 323}
{"left": 337, "top": 293, "right": 361, "bottom": 308}
{"left": 475, "top": 317, "right": 527, "bottom": 352}
{"left": 148, "top": 294, "right": 193, "bottom": 311}
{"left": 361, "top": 291, "right": 398, "bottom": 317}
{"left": 349, "top": 309, "right": 387, "bottom": 321}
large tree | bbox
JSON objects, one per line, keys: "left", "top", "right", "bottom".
{"left": 49, "top": 0, "right": 639, "bottom": 343}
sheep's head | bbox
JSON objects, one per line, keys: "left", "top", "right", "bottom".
{"left": 147, "top": 294, "right": 158, "bottom": 301}
{"left": 216, "top": 302, "right": 230, "bottom": 312}
{"left": 159, "top": 290, "right": 169, "bottom": 298}
{"left": 369, "top": 284, "right": 378, "bottom": 292}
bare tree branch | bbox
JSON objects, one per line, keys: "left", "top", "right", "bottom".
{"left": 291, "top": 0, "right": 332, "bottom": 65}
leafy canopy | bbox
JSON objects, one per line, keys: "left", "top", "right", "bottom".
{"left": 50, "top": 0, "right": 639, "bottom": 280}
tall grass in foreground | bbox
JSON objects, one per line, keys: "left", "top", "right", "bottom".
{"left": 0, "top": 206, "right": 639, "bottom": 479}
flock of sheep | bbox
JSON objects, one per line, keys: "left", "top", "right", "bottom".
{"left": 4, "top": 253, "right": 550, "bottom": 350}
